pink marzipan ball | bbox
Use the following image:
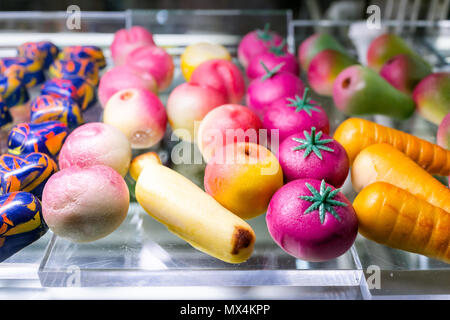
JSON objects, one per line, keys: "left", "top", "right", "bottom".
{"left": 125, "top": 45, "right": 174, "bottom": 91}
{"left": 266, "top": 178, "right": 357, "bottom": 262}
{"left": 58, "top": 122, "right": 132, "bottom": 177}
{"left": 110, "top": 26, "right": 156, "bottom": 66}
{"left": 42, "top": 165, "right": 130, "bottom": 243}
{"left": 103, "top": 88, "right": 167, "bottom": 149}
{"left": 98, "top": 65, "right": 158, "bottom": 107}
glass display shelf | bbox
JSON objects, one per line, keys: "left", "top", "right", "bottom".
{"left": 0, "top": 9, "right": 449, "bottom": 299}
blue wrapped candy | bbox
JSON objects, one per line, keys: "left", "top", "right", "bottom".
{"left": 17, "top": 41, "right": 60, "bottom": 69}
{"left": 30, "top": 95, "right": 83, "bottom": 129}
{"left": 41, "top": 78, "right": 80, "bottom": 105}
{"left": 0, "top": 152, "right": 57, "bottom": 198}
{"left": 8, "top": 121, "right": 69, "bottom": 158}
{"left": 0, "top": 98, "right": 12, "bottom": 128}
{"left": 0, "top": 57, "right": 45, "bottom": 88}
{"left": 59, "top": 45, "right": 106, "bottom": 69}
{"left": 49, "top": 58, "right": 99, "bottom": 86}
{"left": 0, "top": 74, "right": 30, "bottom": 108}
{"left": 62, "top": 76, "right": 97, "bottom": 111}
{"left": 0, "top": 191, "right": 47, "bottom": 262}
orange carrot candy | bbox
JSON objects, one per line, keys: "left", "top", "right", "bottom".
{"left": 334, "top": 117, "right": 450, "bottom": 176}
{"left": 352, "top": 143, "right": 450, "bottom": 213}
{"left": 353, "top": 182, "right": 450, "bottom": 263}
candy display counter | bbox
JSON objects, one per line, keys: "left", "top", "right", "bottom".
{"left": 0, "top": 9, "right": 449, "bottom": 300}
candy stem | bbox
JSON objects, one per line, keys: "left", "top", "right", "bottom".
{"left": 269, "top": 39, "right": 286, "bottom": 56}
{"left": 260, "top": 61, "right": 285, "bottom": 81}
{"left": 257, "top": 23, "right": 272, "bottom": 41}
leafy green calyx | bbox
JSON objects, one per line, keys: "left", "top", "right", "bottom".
{"left": 298, "top": 180, "right": 347, "bottom": 224}
{"left": 257, "top": 23, "right": 272, "bottom": 41}
{"left": 269, "top": 39, "right": 287, "bottom": 56}
{"left": 286, "top": 88, "right": 320, "bottom": 116}
{"left": 291, "top": 127, "right": 334, "bottom": 160}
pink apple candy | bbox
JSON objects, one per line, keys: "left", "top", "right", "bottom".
{"left": 98, "top": 65, "right": 158, "bottom": 107}
{"left": 437, "top": 112, "right": 450, "bottom": 150}
{"left": 237, "top": 24, "right": 284, "bottom": 68}
{"left": 190, "top": 59, "right": 245, "bottom": 104}
{"left": 166, "top": 83, "right": 227, "bottom": 142}
{"left": 110, "top": 26, "right": 156, "bottom": 66}
{"left": 246, "top": 41, "right": 299, "bottom": 80}
{"left": 125, "top": 45, "right": 174, "bottom": 91}
{"left": 197, "top": 104, "right": 263, "bottom": 162}
{"left": 103, "top": 88, "right": 167, "bottom": 149}
{"left": 277, "top": 127, "right": 349, "bottom": 187}
{"left": 266, "top": 178, "right": 358, "bottom": 262}
{"left": 263, "top": 88, "right": 329, "bottom": 144}
{"left": 247, "top": 62, "right": 305, "bottom": 118}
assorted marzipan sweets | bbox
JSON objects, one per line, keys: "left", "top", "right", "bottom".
{"left": 1, "top": 26, "right": 449, "bottom": 267}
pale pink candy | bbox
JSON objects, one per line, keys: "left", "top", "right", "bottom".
{"left": 110, "top": 26, "right": 156, "bottom": 66}
{"left": 125, "top": 45, "right": 174, "bottom": 91}
{"left": 103, "top": 88, "right": 167, "bottom": 149}
{"left": 58, "top": 122, "right": 132, "bottom": 177}
{"left": 98, "top": 65, "right": 158, "bottom": 107}
{"left": 42, "top": 165, "right": 130, "bottom": 243}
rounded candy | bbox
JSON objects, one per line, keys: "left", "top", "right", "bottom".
{"left": 17, "top": 41, "right": 59, "bottom": 69}
{"left": 49, "top": 59, "right": 99, "bottom": 86}
{"left": 111, "top": 26, "right": 156, "bottom": 66}
{"left": 103, "top": 88, "right": 167, "bottom": 149}
{"left": 30, "top": 95, "right": 83, "bottom": 129}
{"left": 60, "top": 76, "right": 96, "bottom": 111}
{"left": 0, "top": 57, "right": 45, "bottom": 88}
{"left": 8, "top": 121, "right": 69, "bottom": 158}
{"left": 42, "top": 165, "right": 129, "bottom": 243}
{"left": 98, "top": 65, "right": 158, "bottom": 107}
{"left": 58, "top": 122, "right": 132, "bottom": 177}
{"left": 0, "top": 74, "right": 30, "bottom": 108}
{"left": 0, "top": 192, "right": 47, "bottom": 262}
{"left": 58, "top": 45, "right": 106, "bottom": 69}
{"left": 0, "top": 152, "right": 57, "bottom": 197}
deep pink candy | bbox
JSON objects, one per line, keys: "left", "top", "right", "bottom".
{"left": 277, "top": 127, "right": 349, "bottom": 187}
{"left": 266, "top": 178, "right": 358, "bottom": 262}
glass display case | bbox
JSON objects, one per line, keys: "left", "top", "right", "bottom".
{"left": 0, "top": 9, "right": 449, "bottom": 300}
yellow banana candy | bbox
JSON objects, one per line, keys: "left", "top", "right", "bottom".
{"left": 135, "top": 162, "right": 256, "bottom": 264}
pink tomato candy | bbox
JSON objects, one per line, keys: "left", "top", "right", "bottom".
{"left": 110, "top": 26, "right": 156, "bottom": 66}
{"left": 238, "top": 25, "right": 284, "bottom": 68}
{"left": 98, "top": 65, "right": 158, "bottom": 107}
{"left": 42, "top": 165, "right": 130, "bottom": 243}
{"left": 58, "top": 122, "right": 132, "bottom": 177}
{"left": 247, "top": 63, "right": 305, "bottom": 118}
{"left": 263, "top": 90, "right": 329, "bottom": 144}
{"left": 266, "top": 178, "right": 358, "bottom": 262}
{"left": 190, "top": 59, "right": 245, "bottom": 104}
{"left": 103, "top": 88, "right": 167, "bottom": 149}
{"left": 437, "top": 112, "right": 450, "bottom": 150}
{"left": 246, "top": 44, "right": 299, "bottom": 80}
{"left": 277, "top": 127, "right": 349, "bottom": 187}
{"left": 167, "top": 83, "right": 227, "bottom": 142}
{"left": 197, "top": 104, "right": 263, "bottom": 162}
{"left": 125, "top": 45, "right": 174, "bottom": 91}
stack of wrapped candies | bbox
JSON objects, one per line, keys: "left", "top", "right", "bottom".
{"left": 0, "top": 41, "right": 109, "bottom": 261}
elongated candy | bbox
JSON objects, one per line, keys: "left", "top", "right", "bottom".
{"left": 17, "top": 41, "right": 59, "bottom": 69}
{"left": 41, "top": 78, "right": 81, "bottom": 105}
{"left": 0, "top": 74, "right": 29, "bottom": 108}
{"left": 333, "top": 65, "right": 415, "bottom": 119}
{"left": 30, "top": 95, "right": 83, "bottom": 129}
{"left": 0, "top": 191, "right": 47, "bottom": 262}
{"left": 58, "top": 45, "right": 106, "bottom": 69}
{"left": 0, "top": 98, "right": 12, "bottom": 128}
{"left": 49, "top": 59, "right": 99, "bottom": 86}
{"left": 0, "top": 152, "right": 57, "bottom": 197}
{"left": 0, "top": 57, "right": 45, "bottom": 88}
{"left": 8, "top": 121, "right": 68, "bottom": 158}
